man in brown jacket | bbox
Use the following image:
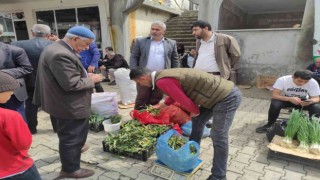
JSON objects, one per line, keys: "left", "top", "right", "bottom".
{"left": 34, "top": 26, "right": 103, "bottom": 179}
{"left": 191, "top": 20, "right": 240, "bottom": 82}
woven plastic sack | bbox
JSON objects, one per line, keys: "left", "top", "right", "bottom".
{"left": 114, "top": 68, "right": 137, "bottom": 105}
{"left": 156, "top": 129, "right": 200, "bottom": 172}
{"left": 91, "top": 92, "right": 118, "bottom": 118}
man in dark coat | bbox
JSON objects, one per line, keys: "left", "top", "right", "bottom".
{"left": 34, "top": 26, "right": 104, "bottom": 179}
{"left": 0, "top": 24, "right": 33, "bottom": 122}
{"left": 11, "top": 24, "right": 53, "bottom": 134}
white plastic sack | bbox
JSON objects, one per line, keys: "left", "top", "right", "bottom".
{"left": 114, "top": 68, "right": 137, "bottom": 105}
{"left": 91, "top": 92, "right": 118, "bottom": 118}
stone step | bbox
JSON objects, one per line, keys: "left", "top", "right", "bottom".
{"left": 165, "top": 34, "right": 194, "bottom": 38}
{"left": 165, "top": 21, "right": 195, "bottom": 27}
{"left": 166, "top": 17, "right": 198, "bottom": 22}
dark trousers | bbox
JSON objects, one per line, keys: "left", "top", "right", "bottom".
{"left": 267, "top": 99, "right": 320, "bottom": 125}
{"left": 95, "top": 83, "right": 104, "bottom": 92}
{"left": 50, "top": 115, "right": 59, "bottom": 133}
{"left": 190, "top": 87, "right": 242, "bottom": 178}
{"left": 134, "top": 84, "right": 163, "bottom": 110}
{"left": 25, "top": 90, "right": 39, "bottom": 132}
{"left": 0, "top": 95, "right": 27, "bottom": 123}
{"left": 2, "top": 164, "right": 41, "bottom": 180}
{"left": 53, "top": 116, "right": 89, "bottom": 173}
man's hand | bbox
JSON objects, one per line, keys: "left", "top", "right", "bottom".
{"left": 300, "top": 99, "right": 313, "bottom": 107}
{"left": 89, "top": 73, "right": 104, "bottom": 83}
{"left": 190, "top": 113, "right": 200, "bottom": 117}
{"left": 87, "top": 66, "right": 95, "bottom": 73}
{"left": 289, "top": 97, "right": 302, "bottom": 105}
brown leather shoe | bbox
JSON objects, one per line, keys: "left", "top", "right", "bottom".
{"left": 81, "top": 144, "right": 89, "bottom": 153}
{"left": 59, "top": 168, "right": 94, "bottom": 179}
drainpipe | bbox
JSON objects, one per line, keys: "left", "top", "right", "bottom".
{"left": 313, "top": 0, "right": 320, "bottom": 58}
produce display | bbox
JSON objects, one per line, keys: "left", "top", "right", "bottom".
{"left": 110, "top": 114, "right": 122, "bottom": 124}
{"left": 139, "top": 105, "right": 160, "bottom": 115}
{"left": 103, "top": 120, "right": 170, "bottom": 160}
{"left": 88, "top": 113, "right": 105, "bottom": 132}
{"left": 281, "top": 109, "right": 320, "bottom": 155}
{"left": 168, "top": 135, "right": 197, "bottom": 155}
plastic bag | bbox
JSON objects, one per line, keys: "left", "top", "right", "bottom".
{"left": 131, "top": 109, "right": 170, "bottom": 125}
{"left": 91, "top": 92, "right": 118, "bottom": 118}
{"left": 114, "top": 68, "right": 137, "bottom": 105}
{"left": 161, "top": 105, "right": 191, "bottom": 125}
{"left": 181, "top": 121, "right": 211, "bottom": 138}
{"left": 156, "top": 129, "right": 200, "bottom": 172}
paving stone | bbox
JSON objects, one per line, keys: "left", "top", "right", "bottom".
{"left": 136, "top": 173, "right": 156, "bottom": 180}
{"left": 121, "top": 164, "right": 148, "bottom": 179}
{"left": 228, "top": 161, "right": 247, "bottom": 174}
{"left": 230, "top": 140, "right": 247, "bottom": 147}
{"left": 302, "top": 169, "right": 320, "bottom": 180}
{"left": 233, "top": 152, "right": 253, "bottom": 164}
{"left": 239, "top": 169, "right": 264, "bottom": 180}
{"left": 281, "top": 170, "right": 305, "bottom": 180}
{"left": 251, "top": 154, "right": 269, "bottom": 164}
{"left": 284, "top": 162, "right": 306, "bottom": 174}
{"left": 226, "top": 171, "right": 242, "bottom": 180}
{"left": 265, "top": 160, "right": 288, "bottom": 173}
{"left": 245, "top": 161, "right": 267, "bottom": 173}
{"left": 39, "top": 161, "right": 61, "bottom": 172}
{"left": 229, "top": 145, "right": 241, "bottom": 156}
{"left": 86, "top": 168, "right": 107, "bottom": 180}
{"left": 260, "top": 169, "right": 284, "bottom": 180}
{"left": 103, "top": 171, "right": 121, "bottom": 180}
{"left": 240, "top": 146, "right": 258, "bottom": 155}
{"left": 40, "top": 171, "right": 60, "bottom": 180}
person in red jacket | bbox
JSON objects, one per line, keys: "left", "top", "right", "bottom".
{"left": 0, "top": 71, "right": 41, "bottom": 180}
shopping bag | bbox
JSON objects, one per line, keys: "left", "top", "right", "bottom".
{"left": 131, "top": 109, "right": 171, "bottom": 125}
{"left": 114, "top": 68, "right": 137, "bottom": 105}
{"left": 181, "top": 121, "right": 211, "bottom": 138}
{"left": 156, "top": 129, "right": 200, "bottom": 172}
{"left": 91, "top": 92, "right": 118, "bottom": 118}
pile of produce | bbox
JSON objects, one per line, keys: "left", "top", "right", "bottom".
{"left": 110, "top": 114, "right": 122, "bottom": 124}
{"left": 89, "top": 113, "right": 105, "bottom": 132}
{"left": 104, "top": 120, "right": 169, "bottom": 153}
{"left": 139, "top": 105, "right": 160, "bottom": 115}
{"left": 168, "top": 135, "right": 197, "bottom": 155}
{"left": 281, "top": 109, "right": 320, "bottom": 155}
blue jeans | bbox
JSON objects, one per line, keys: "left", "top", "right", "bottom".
{"left": 0, "top": 95, "right": 27, "bottom": 123}
{"left": 2, "top": 164, "right": 41, "bottom": 180}
{"left": 190, "top": 87, "right": 242, "bottom": 178}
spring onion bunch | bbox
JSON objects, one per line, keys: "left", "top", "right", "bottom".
{"left": 282, "top": 109, "right": 301, "bottom": 148}
{"left": 309, "top": 117, "right": 320, "bottom": 155}
{"left": 297, "top": 116, "right": 310, "bottom": 151}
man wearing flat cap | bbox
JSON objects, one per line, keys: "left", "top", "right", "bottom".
{"left": 34, "top": 26, "right": 103, "bottom": 179}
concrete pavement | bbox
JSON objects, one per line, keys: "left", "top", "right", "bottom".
{"left": 30, "top": 83, "right": 320, "bottom": 180}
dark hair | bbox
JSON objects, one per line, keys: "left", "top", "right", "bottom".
{"left": 105, "top": 47, "right": 113, "bottom": 51}
{"left": 191, "top": 20, "right": 212, "bottom": 31}
{"left": 189, "top": 47, "right": 196, "bottom": 51}
{"left": 129, "top": 68, "right": 151, "bottom": 80}
{"left": 293, "top": 70, "right": 313, "bottom": 80}
{"left": 177, "top": 43, "right": 185, "bottom": 56}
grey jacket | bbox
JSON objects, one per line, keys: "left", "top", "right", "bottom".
{"left": 129, "top": 37, "right": 179, "bottom": 69}
{"left": 34, "top": 40, "right": 95, "bottom": 119}
{"left": 11, "top": 37, "right": 53, "bottom": 90}
{"left": 0, "top": 42, "right": 32, "bottom": 101}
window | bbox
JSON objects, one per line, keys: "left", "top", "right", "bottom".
{"left": 36, "top": 6, "right": 101, "bottom": 48}
{"left": 0, "top": 12, "right": 28, "bottom": 43}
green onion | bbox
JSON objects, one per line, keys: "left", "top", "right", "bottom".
{"left": 309, "top": 117, "right": 320, "bottom": 155}
{"left": 282, "top": 109, "right": 301, "bottom": 148}
{"left": 297, "top": 116, "right": 310, "bottom": 150}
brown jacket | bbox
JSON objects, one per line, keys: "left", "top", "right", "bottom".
{"left": 34, "top": 41, "right": 94, "bottom": 119}
{"left": 194, "top": 33, "right": 241, "bottom": 79}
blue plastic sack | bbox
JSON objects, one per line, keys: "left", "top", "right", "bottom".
{"left": 156, "top": 129, "right": 200, "bottom": 172}
{"left": 181, "top": 121, "right": 211, "bottom": 137}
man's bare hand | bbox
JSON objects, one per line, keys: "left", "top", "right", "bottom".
{"left": 300, "top": 99, "right": 313, "bottom": 106}
{"left": 87, "top": 66, "right": 95, "bottom": 73}
{"left": 99, "top": 65, "right": 106, "bottom": 71}
{"left": 190, "top": 113, "right": 200, "bottom": 117}
{"left": 89, "top": 74, "right": 104, "bottom": 83}
{"left": 289, "top": 97, "right": 302, "bottom": 105}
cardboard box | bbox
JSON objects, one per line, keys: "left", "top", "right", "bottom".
{"left": 267, "top": 135, "right": 320, "bottom": 168}
{"left": 256, "top": 75, "right": 278, "bottom": 89}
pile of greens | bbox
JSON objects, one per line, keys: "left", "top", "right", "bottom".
{"left": 89, "top": 113, "right": 105, "bottom": 131}
{"left": 139, "top": 105, "right": 160, "bottom": 115}
{"left": 104, "top": 120, "right": 169, "bottom": 153}
{"left": 110, "top": 114, "right": 122, "bottom": 124}
{"left": 168, "top": 135, "right": 197, "bottom": 155}
{"left": 281, "top": 109, "right": 320, "bottom": 155}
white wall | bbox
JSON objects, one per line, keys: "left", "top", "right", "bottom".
{"left": 0, "top": 0, "right": 112, "bottom": 49}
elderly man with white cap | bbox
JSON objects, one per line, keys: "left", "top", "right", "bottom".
{"left": 34, "top": 26, "right": 103, "bottom": 179}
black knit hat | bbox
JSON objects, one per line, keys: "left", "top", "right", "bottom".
{"left": 0, "top": 71, "right": 19, "bottom": 93}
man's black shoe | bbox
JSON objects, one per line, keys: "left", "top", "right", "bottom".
{"left": 102, "top": 79, "right": 110, "bottom": 82}
{"left": 256, "top": 124, "right": 272, "bottom": 133}
{"left": 108, "top": 81, "right": 116, "bottom": 85}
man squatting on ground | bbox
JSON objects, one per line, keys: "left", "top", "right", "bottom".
{"left": 129, "top": 68, "right": 242, "bottom": 180}
{"left": 256, "top": 70, "right": 320, "bottom": 133}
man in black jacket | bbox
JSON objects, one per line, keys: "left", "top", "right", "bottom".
{"left": 11, "top": 24, "right": 53, "bottom": 134}
{"left": 0, "top": 23, "right": 32, "bottom": 123}
{"left": 181, "top": 47, "right": 196, "bottom": 68}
